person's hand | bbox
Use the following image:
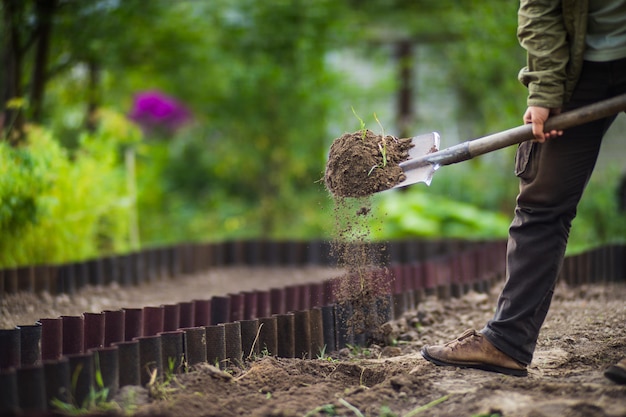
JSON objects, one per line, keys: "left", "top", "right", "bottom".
{"left": 523, "top": 106, "right": 563, "bottom": 143}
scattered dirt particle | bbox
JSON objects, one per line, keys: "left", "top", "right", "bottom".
{"left": 356, "top": 206, "right": 370, "bottom": 216}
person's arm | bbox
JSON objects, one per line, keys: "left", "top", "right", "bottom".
{"left": 517, "top": 0, "right": 568, "bottom": 141}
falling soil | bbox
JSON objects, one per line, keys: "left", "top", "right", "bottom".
{"left": 324, "top": 130, "right": 414, "bottom": 198}
{"left": 327, "top": 196, "right": 391, "bottom": 341}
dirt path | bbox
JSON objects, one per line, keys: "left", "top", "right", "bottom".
{"left": 2, "top": 267, "right": 625, "bottom": 417}
{"left": 0, "top": 267, "right": 342, "bottom": 329}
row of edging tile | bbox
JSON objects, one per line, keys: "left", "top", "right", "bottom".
{"left": 1, "top": 239, "right": 624, "bottom": 415}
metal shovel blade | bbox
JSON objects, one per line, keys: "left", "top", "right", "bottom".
{"left": 392, "top": 132, "right": 440, "bottom": 189}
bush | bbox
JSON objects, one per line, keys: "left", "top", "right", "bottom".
{"left": 369, "top": 187, "right": 510, "bottom": 241}
{"left": 0, "top": 110, "right": 140, "bottom": 267}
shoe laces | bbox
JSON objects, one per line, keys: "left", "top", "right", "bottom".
{"left": 444, "top": 329, "right": 481, "bottom": 350}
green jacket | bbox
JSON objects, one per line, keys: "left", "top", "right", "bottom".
{"left": 517, "top": 0, "right": 588, "bottom": 108}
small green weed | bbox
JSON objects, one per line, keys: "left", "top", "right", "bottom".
{"left": 373, "top": 112, "right": 388, "bottom": 168}
{"left": 50, "top": 356, "right": 119, "bottom": 415}
{"left": 304, "top": 403, "right": 337, "bottom": 417}
{"left": 304, "top": 401, "right": 401, "bottom": 417}
{"left": 316, "top": 344, "right": 337, "bottom": 363}
{"left": 351, "top": 106, "right": 367, "bottom": 139}
{"left": 148, "top": 357, "right": 184, "bottom": 401}
{"left": 346, "top": 343, "right": 371, "bottom": 358}
{"left": 403, "top": 395, "right": 449, "bottom": 417}
{"left": 379, "top": 405, "right": 398, "bottom": 417}
{"left": 339, "top": 398, "right": 365, "bottom": 417}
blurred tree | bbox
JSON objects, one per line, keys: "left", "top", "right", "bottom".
{"left": 194, "top": 0, "right": 352, "bottom": 235}
{"left": 45, "top": 0, "right": 174, "bottom": 137}
{"left": 2, "top": 0, "right": 31, "bottom": 144}
{"left": 0, "top": 0, "right": 173, "bottom": 142}
{"left": 345, "top": 0, "right": 524, "bottom": 134}
{"left": 2, "top": 0, "right": 584, "bottom": 253}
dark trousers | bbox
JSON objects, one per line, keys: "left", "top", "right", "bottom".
{"left": 482, "top": 57, "right": 626, "bottom": 365}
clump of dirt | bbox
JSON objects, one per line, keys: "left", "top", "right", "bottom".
{"left": 324, "top": 130, "right": 413, "bottom": 198}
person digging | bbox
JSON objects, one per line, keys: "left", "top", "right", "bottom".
{"left": 421, "top": 0, "right": 626, "bottom": 385}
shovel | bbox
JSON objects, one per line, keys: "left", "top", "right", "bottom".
{"left": 394, "top": 93, "right": 626, "bottom": 189}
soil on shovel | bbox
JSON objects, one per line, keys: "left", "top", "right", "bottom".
{"left": 324, "top": 130, "right": 414, "bottom": 198}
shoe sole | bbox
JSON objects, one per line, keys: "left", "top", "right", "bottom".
{"left": 421, "top": 347, "right": 528, "bottom": 377}
{"left": 604, "top": 365, "right": 626, "bottom": 385}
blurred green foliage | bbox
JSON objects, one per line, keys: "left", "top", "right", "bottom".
{"left": 370, "top": 188, "right": 510, "bottom": 240}
{"left": 1, "top": 0, "right": 623, "bottom": 268}
{"left": 568, "top": 166, "right": 626, "bottom": 254}
{"left": 0, "top": 110, "right": 139, "bottom": 267}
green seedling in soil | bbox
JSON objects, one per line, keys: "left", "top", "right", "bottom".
{"left": 367, "top": 142, "right": 389, "bottom": 174}
{"left": 303, "top": 403, "right": 338, "bottom": 417}
{"left": 339, "top": 398, "right": 365, "bottom": 417}
{"left": 359, "top": 367, "right": 367, "bottom": 387}
{"left": 305, "top": 401, "right": 398, "bottom": 417}
{"left": 351, "top": 106, "right": 367, "bottom": 139}
{"left": 379, "top": 405, "right": 399, "bottom": 417}
{"left": 317, "top": 345, "right": 339, "bottom": 363}
{"left": 305, "top": 392, "right": 402, "bottom": 416}
{"left": 346, "top": 343, "right": 371, "bottom": 358}
{"left": 373, "top": 112, "right": 388, "bottom": 167}
{"left": 378, "top": 142, "right": 388, "bottom": 167}
{"left": 316, "top": 344, "right": 337, "bottom": 362}
{"left": 367, "top": 113, "right": 391, "bottom": 176}
{"left": 316, "top": 344, "right": 328, "bottom": 360}
{"left": 148, "top": 358, "right": 184, "bottom": 401}
{"left": 212, "top": 357, "right": 235, "bottom": 371}
{"left": 51, "top": 357, "right": 118, "bottom": 415}
{"left": 147, "top": 367, "right": 174, "bottom": 401}
{"left": 402, "top": 395, "right": 449, "bottom": 417}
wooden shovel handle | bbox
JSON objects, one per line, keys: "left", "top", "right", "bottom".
{"left": 422, "top": 92, "right": 626, "bottom": 167}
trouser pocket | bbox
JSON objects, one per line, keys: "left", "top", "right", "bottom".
{"left": 514, "top": 141, "right": 539, "bottom": 181}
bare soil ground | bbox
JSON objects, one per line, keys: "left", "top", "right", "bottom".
{"left": 2, "top": 267, "right": 626, "bottom": 417}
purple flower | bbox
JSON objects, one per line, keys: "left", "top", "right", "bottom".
{"left": 128, "top": 90, "right": 192, "bottom": 136}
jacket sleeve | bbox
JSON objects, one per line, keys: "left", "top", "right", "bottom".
{"left": 517, "top": 0, "right": 569, "bottom": 108}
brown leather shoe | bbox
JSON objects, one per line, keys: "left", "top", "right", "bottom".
{"left": 421, "top": 329, "right": 528, "bottom": 377}
{"left": 604, "top": 358, "right": 626, "bottom": 385}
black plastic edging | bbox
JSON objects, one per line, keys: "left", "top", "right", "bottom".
{"left": 1, "top": 240, "right": 623, "bottom": 414}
